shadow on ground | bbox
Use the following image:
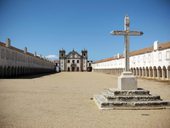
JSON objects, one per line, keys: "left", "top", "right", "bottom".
{"left": 0, "top": 72, "right": 59, "bottom": 79}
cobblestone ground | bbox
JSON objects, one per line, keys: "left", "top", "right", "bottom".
{"left": 0, "top": 72, "right": 170, "bottom": 128}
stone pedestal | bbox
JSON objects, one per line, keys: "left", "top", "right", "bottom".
{"left": 94, "top": 88, "right": 170, "bottom": 110}
{"left": 118, "top": 71, "right": 137, "bottom": 90}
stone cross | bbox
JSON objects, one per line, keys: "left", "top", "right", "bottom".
{"left": 111, "top": 16, "right": 143, "bottom": 71}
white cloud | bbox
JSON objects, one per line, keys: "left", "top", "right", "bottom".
{"left": 46, "top": 54, "right": 58, "bottom": 60}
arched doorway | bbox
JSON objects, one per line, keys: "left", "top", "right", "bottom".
{"left": 162, "top": 66, "right": 167, "bottom": 79}
{"left": 136, "top": 68, "right": 139, "bottom": 76}
{"left": 146, "top": 67, "right": 149, "bottom": 77}
{"left": 142, "top": 67, "right": 145, "bottom": 77}
{"left": 139, "top": 67, "right": 142, "bottom": 77}
{"left": 71, "top": 63, "right": 76, "bottom": 72}
{"left": 158, "top": 66, "right": 162, "bottom": 79}
{"left": 7, "top": 66, "right": 10, "bottom": 78}
{"left": 131, "top": 68, "right": 133, "bottom": 74}
{"left": 11, "top": 67, "right": 14, "bottom": 77}
{"left": 153, "top": 66, "right": 157, "bottom": 78}
{"left": 149, "top": 66, "right": 153, "bottom": 77}
{"left": 168, "top": 66, "right": 170, "bottom": 80}
{"left": 14, "top": 67, "right": 17, "bottom": 77}
{"left": 134, "top": 68, "right": 136, "bottom": 75}
{"left": 77, "top": 67, "right": 79, "bottom": 71}
{"left": 0, "top": 66, "right": 2, "bottom": 78}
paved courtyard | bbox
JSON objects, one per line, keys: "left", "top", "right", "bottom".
{"left": 0, "top": 72, "right": 170, "bottom": 128}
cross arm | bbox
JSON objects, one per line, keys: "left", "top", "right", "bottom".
{"left": 111, "top": 30, "right": 143, "bottom": 36}
{"left": 128, "top": 31, "right": 143, "bottom": 36}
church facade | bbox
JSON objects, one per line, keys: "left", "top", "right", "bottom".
{"left": 59, "top": 49, "right": 88, "bottom": 72}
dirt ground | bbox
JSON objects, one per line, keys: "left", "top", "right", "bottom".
{"left": 0, "top": 72, "right": 170, "bottom": 128}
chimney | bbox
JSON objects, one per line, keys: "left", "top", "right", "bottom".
{"left": 153, "top": 40, "right": 159, "bottom": 51}
{"left": 24, "top": 47, "right": 27, "bottom": 54}
{"left": 34, "top": 52, "right": 37, "bottom": 56}
{"left": 117, "top": 53, "right": 120, "bottom": 59}
{"left": 6, "top": 38, "right": 11, "bottom": 47}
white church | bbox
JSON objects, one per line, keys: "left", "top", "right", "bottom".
{"left": 92, "top": 41, "right": 170, "bottom": 81}
{"left": 59, "top": 49, "right": 89, "bottom": 72}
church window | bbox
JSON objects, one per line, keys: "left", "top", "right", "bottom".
{"left": 68, "top": 60, "right": 70, "bottom": 63}
{"left": 77, "top": 60, "right": 79, "bottom": 63}
{"left": 72, "top": 60, "right": 75, "bottom": 63}
{"left": 77, "top": 67, "right": 79, "bottom": 71}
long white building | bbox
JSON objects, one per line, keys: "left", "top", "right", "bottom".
{"left": 92, "top": 41, "right": 170, "bottom": 80}
{"left": 0, "top": 38, "right": 55, "bottom": 78}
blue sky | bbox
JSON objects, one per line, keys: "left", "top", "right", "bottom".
{"left": 0, "top": 0, "right": 170, "bottom": 61}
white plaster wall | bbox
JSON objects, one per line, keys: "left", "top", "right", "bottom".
{"left": 130, "top": 49, "right": 170, "bottom": 69}
{"left": 92, "top": 48, "right": 170, "bottom": 70}
{"left": 0, "top": 45, "right": 54, "bottom": 69}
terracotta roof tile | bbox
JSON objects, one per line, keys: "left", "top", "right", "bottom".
{"left": 158, "top": 42, "right": 170, "bottom": 50}
{"left": 94, "top": 57, "right": 115, "bottom": 63}
{"left": 0, "top": 42, "right": 6, "bottom": 47}
{"left": 130, "top": 47, "right": 153, "bottom": 56}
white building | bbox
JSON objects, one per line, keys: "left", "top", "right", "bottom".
{"left": 92, "top": 41, "right": 170, "bottom": 80}
{"left": 0, "top": 38, "right": 55, "bottom": 78}
{"left": 59, "top": 49, "right": 88, "bottom": 72}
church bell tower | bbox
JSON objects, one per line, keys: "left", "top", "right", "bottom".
{"left": 59, "top": 49, "right": 66, "bottom": 71}
{"left": 81, "top": 49, "right": 88, "bottom": 71}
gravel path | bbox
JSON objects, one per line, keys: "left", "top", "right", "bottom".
{"left": 0, "top": 72, "right": 170, "bottom": 128}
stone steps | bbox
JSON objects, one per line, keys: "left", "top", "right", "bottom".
{"left": 104, "top": 94, "right": 161, "bottom": 102}
{"left": 106, "top": 88, "right": 150, "bottom": 96}
{"left": 94, "top": 88, "right": 170, "bottom": 110}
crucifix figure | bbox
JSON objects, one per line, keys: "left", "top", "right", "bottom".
{"left": 111, "top": 16, "right": 143, "bottom": 72}
{"left": 111, "top": 16, "right": 143, "bottom": 90}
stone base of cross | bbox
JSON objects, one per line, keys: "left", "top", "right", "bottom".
{"left": 111, "top": 16, "right": 143, "bottom": 90}
{"left": 118, "top": 71, "right": 137, "bottom": 90}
